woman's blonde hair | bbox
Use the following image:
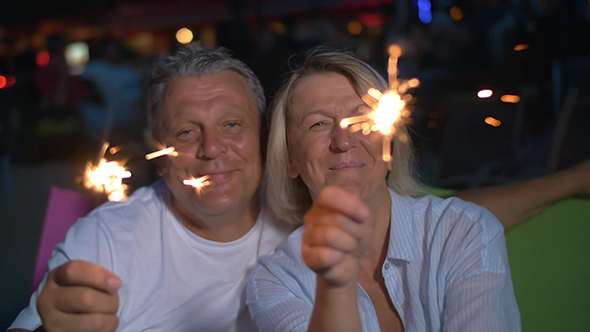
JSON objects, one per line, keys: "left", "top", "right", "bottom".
{"left": 267, "top": 49, "right": 423, "bottom": 224}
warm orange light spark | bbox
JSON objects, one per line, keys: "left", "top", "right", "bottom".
{"left": 485, "top": 117, "right": 502, "bottom": 127}
{"left": 109, "top": 146, "right": 122, "bottom": 155}
{"left": 500, "top": 94, "right": 520, "bottom": 103}
{"left": 183, "top": 175, "right": 211, "bottom": 195}
{"left": 145, "top": 147, "right": 178, "bottom": 160}
{"left": 84, "top": 158, "right": 132, "bottom": 201}
{"left": 340, "top": 45, "right": 418, "bottom": 161}
{"left": 514, "top": 44, "right": 529, "bottom": 51}
{"left": 477, "top": 89, "right": 493, "bottom": 98}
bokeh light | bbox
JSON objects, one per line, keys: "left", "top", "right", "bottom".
{"left": 450, "top": 7, "right": 464, "bottom": 21}
{"left": 0, "top": 75, "right": 6, "bottom": 89}
{"left": 36, "top": 51, "right": 50, "bottom": 66}
{"left": 268, "top": 21, "right": 287, "bottom": 35}
{"left": 418, "top": 0, "right": 433, "bottom": 24}
{"left": 347, "top": 21, "right": 363, "bottom": 35}
{"left": 176, "top": 28, "right": 194, "bottom": 44}
{"left": 65, "top": 42, "right": 90, "bottom": 67}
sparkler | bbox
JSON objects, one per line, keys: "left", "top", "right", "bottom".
{"left": 339, "top": 45, "right": 419, "bottom": 162}
{"left": 84, "top": 157, "right": 132, "bottom": 202}
{"left": 145, "top": 147, "right": 179, "bottom": 160}
{"left": 183, "top": 175, "right": 211, "bottom": 195}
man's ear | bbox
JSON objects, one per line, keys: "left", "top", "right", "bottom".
{"left": 157, "top": 157, "right": 169, "bottom": 176}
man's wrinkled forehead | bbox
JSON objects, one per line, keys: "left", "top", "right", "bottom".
{"left": 155, "top": 72, "right": 259, "bottom": 135}
{"left": 162, "top": 72, "right": 257, "bottom": 115}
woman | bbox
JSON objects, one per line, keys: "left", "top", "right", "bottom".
{"left": 247, "top": 50, "right": 521, "bottom": 331}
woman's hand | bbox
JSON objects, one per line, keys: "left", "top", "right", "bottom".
{"left": 302, "top": 186, "right": 372, "bottom": 288}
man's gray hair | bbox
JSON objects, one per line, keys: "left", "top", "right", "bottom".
{"left": 148, "top": 42, "right": 265, "bottom": 138}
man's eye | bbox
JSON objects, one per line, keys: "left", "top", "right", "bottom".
{"left": 310, "top": 121, "right": 326, "bottom": 129}
{"left": 226, "top": 122, "right": 239, "bottom": 128}
{"left": 178, "top": 129, "right": 193, "bottom": 137}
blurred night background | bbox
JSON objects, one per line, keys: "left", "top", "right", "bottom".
{"left": 0, "top": 0, "right": 589, "bottom": 329}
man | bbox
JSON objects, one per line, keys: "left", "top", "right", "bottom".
{"left": 9, "top": 43, "right": 294, "bottom": 332}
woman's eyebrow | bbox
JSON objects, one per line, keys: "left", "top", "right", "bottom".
{"left": 300, "top": 109, "right": 332, "bottom": 122}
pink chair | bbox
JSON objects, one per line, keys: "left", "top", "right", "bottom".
{"left": 31, "top": 186, "right": 95, "bottom": 293}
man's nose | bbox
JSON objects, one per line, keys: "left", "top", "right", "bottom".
{"left": 197, "top": 129, "right": 227, "bottom": 160}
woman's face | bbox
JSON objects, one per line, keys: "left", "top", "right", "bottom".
{"left": 287, "top": 73, "right": 389, "bottom": 200}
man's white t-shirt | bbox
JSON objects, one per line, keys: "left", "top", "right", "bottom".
{"left": 10, "top": 180, "right": 295, "bottom": 332}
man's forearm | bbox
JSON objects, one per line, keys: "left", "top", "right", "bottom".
{"left": 455, "top": 168, "right": 581, "bottom": 230}
{"left": 308, "top": 278, "right": 362, "bottom": 332}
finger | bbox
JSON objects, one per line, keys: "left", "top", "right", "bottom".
{"left": 53, "top": 261, "right": 121, "bottom": 294}
{"left": 303, "top": 225, "right": 358, "bottom": 253}
{"left": 43, "top": 312, "right": 118, "bottom": 332}
{"left": 79, "top": 313, "right": 119, "bottom": 332}
{"left": 315, "top": 186, "right": 370, "bottom": 223}
{"left": 55, "top": 286, "right": 119, "bottom": 314}
{"left": 302, "top": 244, "right": 345, "bottom": 271}
{"left": 304, "top": 207, "right": 364, "bottom": 241}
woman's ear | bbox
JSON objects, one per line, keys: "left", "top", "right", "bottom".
{"left": 288, "top": 158, "right": 299, "bottom": 179}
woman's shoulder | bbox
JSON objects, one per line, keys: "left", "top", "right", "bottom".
{"left": 404, "top": 194, "right": 504, "bottom": 246}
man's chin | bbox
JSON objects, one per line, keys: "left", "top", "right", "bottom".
{"left": 190, "top": 190, "right": 239, "bottom": 212}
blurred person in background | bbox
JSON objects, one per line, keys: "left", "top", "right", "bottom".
{"left": 34, "top": 34, "right": 88, "bottom": 120}
{"left": 78, "top": 37, "right": 142, "bottom": 143}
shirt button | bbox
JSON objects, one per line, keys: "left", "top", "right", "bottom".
{"left": 384, "top": 262, "right": 390, "bottom": 270}
{"left": 402, "top": 301, "right": 409, "bottom": 310}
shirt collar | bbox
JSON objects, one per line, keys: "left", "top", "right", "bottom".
{"left": 386, "top": 188, "right": 418, "bottom": 262}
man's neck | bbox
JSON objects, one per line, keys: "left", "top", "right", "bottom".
{"left": 170, "top": 192, "right": 261, "bottom": 243}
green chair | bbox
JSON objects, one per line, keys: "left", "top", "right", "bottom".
{"left": 506, "top": 198, "right": 590, "bottom": 332}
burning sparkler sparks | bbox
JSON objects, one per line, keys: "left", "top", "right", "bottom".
{"left": 183, "top": 175, "right": 211, "bottom": 195}
{"left": 145, "top": 147, "right": 179, "bottom": 160}
{"left": 84, "top": 158, "right": 132, "bottom": 202}
{"left": 339, "top": 45, "right": 419, "bottom": 162}
{"left": 109, "top": 146, "right": 122, "bottom": 155}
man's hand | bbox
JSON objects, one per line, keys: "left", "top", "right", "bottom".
{"left": 37, "top": 260, "right": 121, "bottom": 332}
{"left": 302, "top": 186, "right": 372, "bottom": 288}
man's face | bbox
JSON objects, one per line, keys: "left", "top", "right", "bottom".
{"left": 158, "top": 71, "right": 262, "bottom": 218}
{"left": 287, "top": 73, "right": 389, "bottom": 200}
